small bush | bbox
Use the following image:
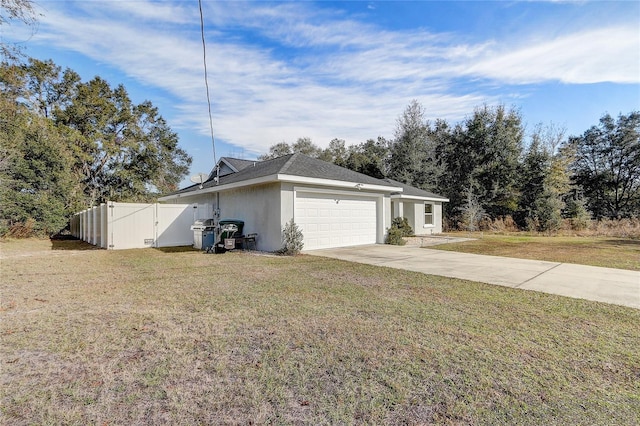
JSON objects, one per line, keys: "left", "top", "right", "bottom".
{"left": 487, "top": 216, "right": 519, "bottom": 233}
{"left": 385, "top": 226, "right": 406, "bottom": 245}
{"left": 385, "top": 217, "right": 413, "bottom": 245}
{"left": 589, "top": 218, "right": 640, "bottom": 238}
{"left": 279, "top": 218, "right": 304, "bottom": 255}
{"left": 566, "top": 197, "right": 591, "bottom": 231}
{"left": 392, "top": 217, "right": 413, "bottom": 237}
{"left": 4, "top": 218, "right": 37, "bottom": 238}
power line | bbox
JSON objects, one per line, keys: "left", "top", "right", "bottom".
{"left": 198, "top": 0, "right": 217, "bottom": 166}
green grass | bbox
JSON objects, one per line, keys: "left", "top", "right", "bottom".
{"left": 435, "top": 234, "right": 640, "bottom": 271}
{"left": 1, "top": 239, "right": 639, "bottom": 424}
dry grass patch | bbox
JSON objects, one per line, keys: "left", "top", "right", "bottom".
{"left": 1, "top": 239, "right": 639, "bottom": 424}
{"left": 435, "top": 233, "right": 640, "bottom": 271}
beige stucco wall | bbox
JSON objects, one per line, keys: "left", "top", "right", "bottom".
{"left": 217, "top": 183, "right": 282, "bottom": 252}
{"left": 165, "top": 182, "right": 397, "bottom": 250}
{"left": 413, "top": 201, "right": 444, "bottom": 235}
{"left": 162, "top": 183, "right": 282, "bottom": 251}
{"left": 392, "top": 199, "right": 445, "bottom": 235}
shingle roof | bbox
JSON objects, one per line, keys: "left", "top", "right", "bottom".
{"left": 170, "top": 155, "right": 292, "bottom": 195}
{"left": 382, "top": 178, "right": 449, "bottom": 200}
{"left": 221, "top": 157, "right": 257, "bottom": 172}
{"left": 166, "top": 153, "right": 447, "bottom": 201}
{"left": 279, "top": 153, "right": 392, "bottom": 186}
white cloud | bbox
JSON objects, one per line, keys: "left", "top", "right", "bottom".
{"left": 464, "top": 26, "right": 640, "bottom": 84}
{"left": 20, "top": 0, "right": 640, "bottom": 159}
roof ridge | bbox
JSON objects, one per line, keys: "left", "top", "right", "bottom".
{"left": 278, "top": 153, "right": 298, "bottom": 174}
{"left": 224, "top": 157, "right": 257, "bottom": 162}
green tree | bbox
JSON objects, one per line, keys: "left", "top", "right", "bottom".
{"left": 0, "top": 57, "right": 192, "bottom": 235}
{"left": 441, "top": 104, "right": 524, "bottom": 223}
{"left": 280, "top": 218, "right": 304, "bottom": 255}
{"left": 291, "top": 137, "right": 322, "bottom": 158}
{"left": 319, "top": 138, "right": 348, "bottom": 166}
{"left": 568, "top": 112, "right": 640, "bottom": 219}
{"left": 258, "top": 141, "right": 292, "bottom": 160}
{"left": 387, "top": 100, "right": 442, "bottom": 192}
{"left": 517, "top": 124, "right": 567, "bottom": 232}
{"left": 345, "top": 137, "right": 389, "bottom": 179}
{"left": 258, "top": 137, "right": 323, "bottom": 161}
{"left": 54, "top": 76, "right": 191, "bottom": 203}
{"left": 1, "top": 0, "right": 37, "bottom": 60}
{"left": 0, "top": 105, "right": 79, "bottom": 235}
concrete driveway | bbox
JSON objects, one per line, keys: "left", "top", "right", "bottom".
{"left": 307, "top": 244, "right": 640, "bottom": 309}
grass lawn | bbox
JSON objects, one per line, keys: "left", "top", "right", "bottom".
{"left": 434, "top": 234, "right": 640, "bottom": 271}
{"left": 1, "top": 239, "right": 639, "bottom": 425}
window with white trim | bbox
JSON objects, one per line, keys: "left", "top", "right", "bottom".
{"left": 424, "top": 202, "right": 434, "bottom": 226}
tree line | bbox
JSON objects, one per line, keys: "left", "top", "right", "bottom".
{"left": 260, "top": 101, "right": 640, "bottom": 231}
{"left": 3, "top": 1, "right": 637, "bottom": 237}
{"left": 0, "top": 57, "right": 192, "bottom": 236}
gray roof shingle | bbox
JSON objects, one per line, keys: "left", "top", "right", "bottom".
{"left": 166, "top": 153, "right": 447, "bottom": 200}
{"left": 382, "top": 178, "right": 449, "bottom": 200}
{"left": 222, "top": 157, "right": 258, "bottom": 172}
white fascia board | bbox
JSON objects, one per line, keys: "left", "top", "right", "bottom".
{"left": 277, "top": 174, "right": 402, "bottom": 193}
{"left": 158, "top": 174, "right": 279, "bottom": 201}
{"left": 159, "top": 173, "right": 405, "bottom": 202}
{"left": 391, "top": 194, "right": 450, "bottom": 202}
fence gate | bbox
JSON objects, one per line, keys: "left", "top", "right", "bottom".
{"left": 72, "top": 202, "right": 210, "bottom": 250}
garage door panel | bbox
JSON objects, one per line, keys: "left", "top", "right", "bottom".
{"left": 295, "top": 191, "right": 377, "bottom": 250}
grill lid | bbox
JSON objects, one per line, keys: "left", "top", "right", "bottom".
{"left": 191, "top": 218, "right": 216, "bottom": 230}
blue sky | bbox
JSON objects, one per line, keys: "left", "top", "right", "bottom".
{"left": 5, "top": 1, "right": 639, "bottom": 185}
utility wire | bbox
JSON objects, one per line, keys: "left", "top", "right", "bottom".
{"left": 198, "top": 0, "right": 217, "bottom": 166}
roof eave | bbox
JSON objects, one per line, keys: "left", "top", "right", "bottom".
{"left": 391, "top": 194, "right": 450, "bottom": 202}
{"left": 277, "top": 174, "right": 402, "bottom": 193}
{"left": 159, "top": 173, "right": 404, "bottom": 201}
{"left": 158, "top": 174, "right": 280, "bottom": 201}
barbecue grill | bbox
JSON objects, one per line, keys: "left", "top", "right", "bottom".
{"left": 190, "top": 218, "right": 216, "bottom": 250}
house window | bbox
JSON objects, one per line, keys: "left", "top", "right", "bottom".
{"left": 424, "top": 203, "right": 434, "bottom": 226}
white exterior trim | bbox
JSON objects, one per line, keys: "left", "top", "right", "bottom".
{"left": 293, "top": 186, "right": 385, "bottom": 199}
{"left": 219, "top": 158, "right": 240, "bottom": 173}
{"left": 391, "top": 194, "right": 450, "bottom": 202}
{"left": 281, "top": 175, "right": 400, "bottom": 193}
{"left": 159, "top": 174, "right": 280, "bottom": 201}
{"left": 160, "top": 174, "right": 403, "bottom": 202}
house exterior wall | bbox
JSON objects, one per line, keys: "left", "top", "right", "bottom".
{"left": 217, "top": 183, "right": 282, "bottom": 252}
{"left": 161, "top": 181, "right": 426, "bottom": 251}
{"left": 412, "top": 201, "right": 444, "bottom": 235}
{"left": 165, "top": 183, "right": 282, "bottom": 252}
{"left": 392, "top": 199, "right": 445, "bottom": 235}
{"left": 382, "top": 195, "right": 392, "bottom": 243}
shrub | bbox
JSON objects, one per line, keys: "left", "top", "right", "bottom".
{"left": 385, "top": 226, "right": 406, "bottom": 245}
{"left": 391, "top": 217, "right": 413, "bottom": 237}
{"left": 385, "top": 217, "right": 413, "bottom": 245}
{"left": 487, "top": 216, "right": 519, "bottom": 233}
{"left": 459, "top": 189, "right": 487, "bottom": 232}
{"left": 279, "top": 218, "right": 304, "bottom": 255}
{"left": 4, "top": 218, "right": 37, "bottom": 238}
{"left": 566, "top": 197, "right": 591, "bottom": 231}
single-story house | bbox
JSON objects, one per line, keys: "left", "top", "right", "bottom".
{"left": 159, "top": 153, "right": 448, "bottom": 251}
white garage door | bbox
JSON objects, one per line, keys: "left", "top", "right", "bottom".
{"left": 295, "top": 191, "right": 378, "bottom": 250}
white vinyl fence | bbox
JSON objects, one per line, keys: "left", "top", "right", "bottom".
{"left": 70, "top": 202, "right": 210, "bottom": 250}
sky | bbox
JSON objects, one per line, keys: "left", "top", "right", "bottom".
{"left": 4, "top": 0, "right": 640, "bottom": 186}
